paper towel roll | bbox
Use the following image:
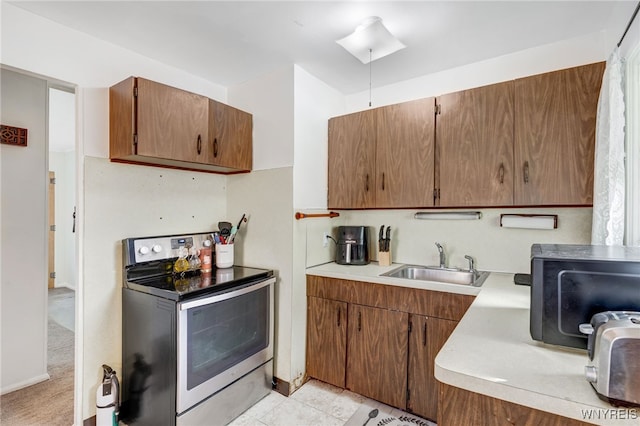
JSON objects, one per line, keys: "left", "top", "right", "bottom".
{"left": 500, "top": 214, "right": 557, "bottom": 229}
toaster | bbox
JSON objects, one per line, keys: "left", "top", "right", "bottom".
{"left": 579, "top": 311, "right": 640, "bottom": 407}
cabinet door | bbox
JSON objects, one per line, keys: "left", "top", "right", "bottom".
{"left": 376, "top": 98, "right": 436, "bottom": 207}
{"left": 437, "top": 82, "right": 514, "bottom": 206}
{"left": 210, "top": 100, "right": 253, "bottom": 170}
{"left": 136, "top": 78, "right": 209, "bottom": 163}
{"left": 514, "top": 62, "right": 604, "bottom": 205}
{"left": 306, "top": 297, "right": 347, "bottom": 388}
{"left": 407, "top": 315, "right": 457, "bottom": 422}
{"left": 328, "top": 110, "right": 377, "bottom": 209}
{"left": 347, "top": 304, "right": 408, "bottom": 408}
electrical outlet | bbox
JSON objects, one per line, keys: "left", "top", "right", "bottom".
{"left": 323, "top": 232, "right": 329, "bottom": 247}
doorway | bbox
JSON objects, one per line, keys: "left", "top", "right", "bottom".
{"left": 0, "top": 70, "right": 77, "bottom": 425}
{"left": 48, "top": 86, "right": 77, "bottom": 293}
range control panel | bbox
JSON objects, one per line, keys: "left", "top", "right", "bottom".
{"left": 124, "top": 233, "right": 212, "bottom": 266}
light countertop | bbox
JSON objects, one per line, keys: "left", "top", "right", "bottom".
{"left": 306, "top": 262, "right": 638, "bottom": 425}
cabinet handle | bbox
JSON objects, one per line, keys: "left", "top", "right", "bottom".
{"left": 382, "top": 172, "right": 385, "bottom": 191}
{"left": 523, "top": 161, "right": 530, "bottom": 184}
{"left": 357, "top": 311, "right": 362, "bottom": 332}
{"left": 213, "top": 138, "right": 219, "bottom": 158}
{"left": 197, "top": 134, "right": 202, "bottom": 155}
{"left": 499, "top": 163, "right": 504, "bottom": 184}
{"left": 423, "top": 321, "right": 427, "bottom": 347}
{"left": 337, "top": 307, "right": 341, "bottom": 327}
{"left": 365, "top": 174, "right": 369, "bottom": 192}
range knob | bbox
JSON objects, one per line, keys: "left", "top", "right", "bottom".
{"left": 152, "top": 245, "right": 163, "bottom": 254}
{"left": 138, "top": 246, "right": 150, "bottom": 255}
{"left": 585, "top": 365, "right": 598, "bottom": 383}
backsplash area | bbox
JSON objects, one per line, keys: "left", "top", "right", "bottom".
{"left": 302, "top": 208, "right": 592, "bottom": 274}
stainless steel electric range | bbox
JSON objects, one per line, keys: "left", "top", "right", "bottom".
{"left": 120, "top": 231, "right": 275, "bottom": 426}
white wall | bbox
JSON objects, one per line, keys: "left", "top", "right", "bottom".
{"left": 227, "top": 168, "right": 294, "bottom": 383}
{"left": 345, "top": 32, "right": 608, "bottom": 112}
{"left": 1, "top": 3, "right": 229, "bottom": 421}
{"left": 293, "top": 66, "right": 345, "bottom": 209}
{"left": 289, "top": 66, "right": 345, "bottom": 389}
{"left": 226, "top": 66, "right": 345, "bottom": 390}
{"left": 228, "top": 66, "right": 295, "bottom": 171}
{"left": 335, "top": 208, "right": 592, "bottom": 274}
{"left": 1, "top": 69, "right": 49, "bottom": 393}
{"left": 608, "top": 2, "right": 640, "bottom": 56}
{"left": 82, "top": 157, "right": 226, "bottom": 409}
{"left": 227, "top": 68, "right": 296, "bottom": 383}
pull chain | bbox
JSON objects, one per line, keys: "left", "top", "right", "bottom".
{"left": 369, "top": 48, "right": 372, "bottom": 107}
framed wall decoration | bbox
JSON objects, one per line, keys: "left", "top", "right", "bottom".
{"left": 1, "top": 124, "right": 28, "bottom": 147}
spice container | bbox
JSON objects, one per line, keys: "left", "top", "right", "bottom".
{"left": 199, "top": 240, "right": 213, "bottom": 273}
{"left": 173, "top": 246, "right": 189, "bottom": 273}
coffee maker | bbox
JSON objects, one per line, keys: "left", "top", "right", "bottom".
{"left": 335, "top": 226, "right": 369, "bottom": 265}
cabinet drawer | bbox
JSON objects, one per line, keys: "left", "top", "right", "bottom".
{"left": 307, "top": 275, "right": 475, "bottom": 321}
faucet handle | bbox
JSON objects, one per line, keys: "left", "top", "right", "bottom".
{"left": 464, "top": 255, "right": 476, "bottom": 273}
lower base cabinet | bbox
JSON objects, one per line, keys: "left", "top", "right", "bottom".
{"left": 438, "top": 383, "right": 591, "bottom": 426}
{"left": 306, "top": 275, "right": 475, "bottom": 422}
{"left": 347, "top": 304, "right": 408, "bottom": 408}
{"left": 306, "top": 297, "right": 347, "bottom": 388}
{"left": 407, "top": 315, "right": 458, "bottom": 420}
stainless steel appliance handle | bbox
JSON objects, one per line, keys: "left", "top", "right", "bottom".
{"left": 180, "top": 277, "right": 276, "bottom": 311}
{"left": 346, "top": 243, "right": 351, "bottom": 264}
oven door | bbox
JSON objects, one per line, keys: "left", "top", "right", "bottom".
{"left": 176, "top": 277, "right": 275, "bottom": 414}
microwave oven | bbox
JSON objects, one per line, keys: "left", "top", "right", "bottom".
{"left": 530, "top": 244, "right": 640, "bottom": 349}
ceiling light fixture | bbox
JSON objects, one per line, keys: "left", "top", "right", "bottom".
{"left": 336, "top": 16, "right": 406, "bottom": 64}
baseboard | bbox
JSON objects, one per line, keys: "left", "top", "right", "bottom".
{"left": 55, "top": 283, "right": 76, "bottom": 291}
{"left": 273, "top": 376, "right": 291, "bottom": 396}
{"left": 1, "top": 373, "right": 50, "bottom": 395}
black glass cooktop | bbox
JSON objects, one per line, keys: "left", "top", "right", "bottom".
{"left": 124, "top": 263, "right": 273, "bottom": 301}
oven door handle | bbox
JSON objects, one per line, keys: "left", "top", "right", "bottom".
{"left": 179, "top": 277, "right": 276, "bottom": 311}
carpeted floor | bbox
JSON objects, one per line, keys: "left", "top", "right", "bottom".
{"left": 0, "top": 289, "right": 75, "bottom": 426}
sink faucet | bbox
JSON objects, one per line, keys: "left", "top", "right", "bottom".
{"left": 435, "top": 242, "right": 446, "bottom": 268}
{"left": 465, "top": 255, "right": 477, "bottom": 276}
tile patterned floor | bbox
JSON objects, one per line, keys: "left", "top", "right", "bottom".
{"left": 228, "top": 379, "right": 434, "bottom": 426}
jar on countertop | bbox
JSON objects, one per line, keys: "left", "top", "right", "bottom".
{"left": 199, "top": 240, "right": 213, "bottom": 273}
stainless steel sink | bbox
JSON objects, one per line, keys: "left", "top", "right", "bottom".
{"left": 381, "top": 264, "right": 490, "bottom": 286}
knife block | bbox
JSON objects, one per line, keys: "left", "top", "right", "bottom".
{"left": 378, "top": 248, "right": 392, "bottom": 266}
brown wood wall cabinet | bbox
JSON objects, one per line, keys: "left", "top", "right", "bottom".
{"left": 306, "top": 275, "right": 475, "bottom": 422}
{"left": 109, "top": 77, "right": 252, "bottom": 174}
{"left": 327, "top": 62, "right": 604, "bottom": 209}
{"left": 375, "top": 98, "right": 436, "bottom": 208}
{"left": 514, "top": 62, "right": 605, "bottom": 205}
{"left": 327, "top": 110, "right": 377, "bottom": 208}
{"left": 328, "top": 98, "right": 436, "bottom": 209}
{"left": 436, "top": 81, "right": 515, "bottom": 207}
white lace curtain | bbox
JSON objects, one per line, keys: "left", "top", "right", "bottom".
{"left": 591, "top": 48, "right": 626, "bottom": 246}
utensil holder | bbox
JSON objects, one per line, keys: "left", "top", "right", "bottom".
{"left": 215, "top": 243, "right": 234, "bottom": 268}
{"left": 378, "top": 249, "right": 392, "bottom": 266}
